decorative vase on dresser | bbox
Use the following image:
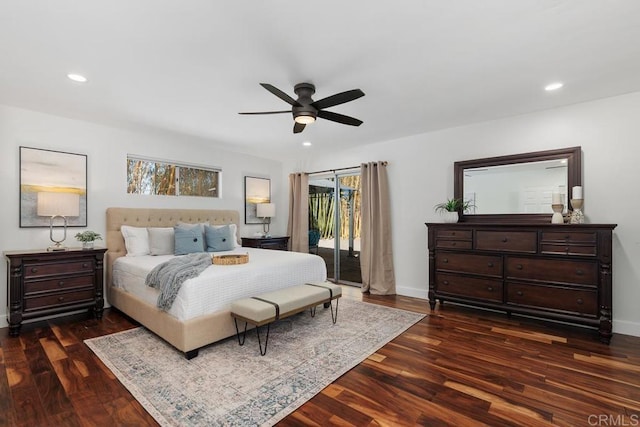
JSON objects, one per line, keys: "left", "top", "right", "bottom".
{"left": 425, "top": 223, "right": 617, "bottom": 343}
{"left": 4, "top": 247, "right": 107, "bottom": 336}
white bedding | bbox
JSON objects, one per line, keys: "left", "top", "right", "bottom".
{"left": 112, "top": 248, "right": 327, "bottom": 321}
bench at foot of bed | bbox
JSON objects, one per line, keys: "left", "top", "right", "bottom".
{"left": 230, "top": 282, "right": 341, "bottom": 356}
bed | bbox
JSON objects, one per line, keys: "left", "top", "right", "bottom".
{"left": 105, "top": 207, "right": 327, "bottom": 358}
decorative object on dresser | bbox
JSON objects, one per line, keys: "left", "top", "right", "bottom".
{"left": 434, "top": 197, "right": 476, "bottom": 223}
{"left": 426, "top": 223, "right": 616, "bottom": 343}
{"left": 570, "top": 185, "right": 585, "bottom": 224}
{"left": 37, "top": 191, "right": 81, "bottom": 250}
{"left": 241, "top": 236, "right": 290, "bottom": 251}
{"left": 74, "top": 230, "right": 103, "bottom": 249}
{"left": 4, "top": 247, "right": 107, "bottom": 336}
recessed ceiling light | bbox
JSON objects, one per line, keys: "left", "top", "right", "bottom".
{"left": 67, "top": 73, "right": 88, "bottom": 83}
{"left": 545, "top": 82, "right": 563, "bottom": 91}
{"left": 302, "top": 141, "right": 312, "bottom": 147}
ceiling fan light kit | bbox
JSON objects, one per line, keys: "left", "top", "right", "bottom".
{"left": 240, "top": 82, "right": 364, "bottom": 134}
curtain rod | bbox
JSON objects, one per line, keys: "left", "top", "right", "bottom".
{"left": 307, "top": 161, "right": 388, "bottom": 176}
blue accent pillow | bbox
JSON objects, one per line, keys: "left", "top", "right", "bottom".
{"left": 174, "top": 224, "right": 205, "bottom": 255}
{"left": 204, "top": 224, "right": 235, "bottom": 252}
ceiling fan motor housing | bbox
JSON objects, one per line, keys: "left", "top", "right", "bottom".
{"left": 293, "top": 83, "right": 318, "bottom": 120}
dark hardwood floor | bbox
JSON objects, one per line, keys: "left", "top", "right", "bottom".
{"left": 2, "top": 288, "right": 639, "bottom": 426}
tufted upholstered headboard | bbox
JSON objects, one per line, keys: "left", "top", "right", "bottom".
{"left": 105, "top": 207, "right": 240, "bottom": 287}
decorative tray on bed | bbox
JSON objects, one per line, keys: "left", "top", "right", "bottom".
{"left": 212, "top": 253, "right": 249, "bottom": 265}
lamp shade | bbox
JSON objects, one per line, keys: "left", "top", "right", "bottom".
{"left": 37, "top": 192, "right": 80, "bottom": 217}
{"left": 256, "top": 202, "right": 275, "bottom": 218}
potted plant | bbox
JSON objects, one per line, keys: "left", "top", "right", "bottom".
{"left": 75, "top": 230, "right": 103, "bottom": 249}
{"left": 434, "top": 198, "right": 475, "bottom": 223}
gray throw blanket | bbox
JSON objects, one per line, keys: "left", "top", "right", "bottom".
{"left": 145, "top": 253, "right": 212, "bottom": 311}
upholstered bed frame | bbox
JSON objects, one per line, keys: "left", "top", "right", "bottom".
{"left": 106, "top": 207, "right": 241, "bottom": 359}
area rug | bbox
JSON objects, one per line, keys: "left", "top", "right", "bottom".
{"left": 85, "top": 298, "right": 424, "bottom": 426}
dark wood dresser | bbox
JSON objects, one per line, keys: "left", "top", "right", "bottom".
{"left": 426, "top": 223, "right": 617, "bottom": 343}
{"left": 241, "top": 236, "right": 290, "bottom": 251}
{"left": 4, "top": 247, "right": 107, "bottom": 336}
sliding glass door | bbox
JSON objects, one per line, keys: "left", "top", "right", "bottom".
{"left": 308, "top": 172, "right": 361, "bottom": 285}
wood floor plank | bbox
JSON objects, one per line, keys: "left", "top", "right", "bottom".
{"left": 1, "top": 290, "right": 640, "bottom": 426}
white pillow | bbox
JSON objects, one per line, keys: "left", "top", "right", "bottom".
{"left": 148, "top": 227, "right": 175, "bottom": 255}
{"left": 210, "top": 223, "right": 240, "bottom": 247}
{"left": 120, "top": 225, "right": 150, "bottom": 256}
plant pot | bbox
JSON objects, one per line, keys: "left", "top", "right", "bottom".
{"left": 82, "top": 241, "right": 94, "bottom": 249}
{"left": 442, "top": 211, "right": 459, "bottom": 223}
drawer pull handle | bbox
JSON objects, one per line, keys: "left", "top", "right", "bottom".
{"left": 516, "top": 290, "right": 524, "bottom": 296}
{"left": 516, "top": 264, "right": 523, "bottom": 270}
{"left": 442, "top": 280, "right": 449, "bottom": 285}
{"left": 502, "top": 237, "right": 508, "bottom": 243}
{"left": 451, "top": 242, "right": 456, "bottom": 246}
{"left": 487, "top": 286, "right": 494, "bottom": 292}
{"left": 576, "top": 269, "right": 584, "bottom": 276}
{"left": 82, "top": 263, "right": 88, "bottom": 268}
{"left": 58, "top": 296, "right": 65, "bottom": 302}
{"left": 565, "top": 235, "right": 570, "bottom": 240}
{"left": 451, "top": 232, "right": 456, "bottom": 236}
{"left": 577, "top": 298, "right": 584, "bottom": 305}
{"left": 58, "top": 281, "right": 64, "bottom": 287}
{"left": 487, "top": 262, "right": 494, "bottom": 268}
{"left": 31, "top": 267, "right": 38, "bottom": 273}
{"left": 443, "top": 258, "right": 448, "bottom": 264}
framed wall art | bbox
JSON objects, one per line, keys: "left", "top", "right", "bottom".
{"left": 19, "top": 146, "right": 88, "bottom": 227}
{"left": 244, "top": 176, "right": 270, "bottom": 224}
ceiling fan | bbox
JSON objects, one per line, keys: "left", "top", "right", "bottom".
{"left": 239, "top": 83, "right": 365, "bottom": 134}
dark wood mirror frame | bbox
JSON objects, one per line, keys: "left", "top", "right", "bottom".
{"left": 454, "top": 146, "right": 582, "bottom": 223}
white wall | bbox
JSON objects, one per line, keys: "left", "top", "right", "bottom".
{"left": 292, "top": 91, "right": 640, "bottom": 337}
{"left": 0, "top": 105, "right": 286, "bottom": 328}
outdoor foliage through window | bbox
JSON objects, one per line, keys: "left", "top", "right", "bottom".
{"left": 127, "top": 157, "right": 219, "bottom": 197}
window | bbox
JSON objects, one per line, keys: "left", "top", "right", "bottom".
{"left": 127, "top": 156, "right": 220, "bottom": 198}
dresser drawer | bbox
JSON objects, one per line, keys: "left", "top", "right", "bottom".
{"left": 436, "top": 252, "right": 502, "bottom": 277}
{"left": 435, "top": 229, "right": 472, "bottom": 239}
{"left": 476, "top": 231, "right": 537, "bottom": 253}
{"left": 23, "top": 260, "right": 94, "bottom": 278}
{"left": 436, "top": 240, "right": 472, "bottom": 250}
{"left": 506, "top": 282, "right": 598, "bottom": 316}
{"left": 506, "top": 257, "right": 597, "bottom": 286}
{"left": 541, "top": 231, "right": 597, "bottom": 244}
{"left": 540, "top": 244, "right": 596, "bottom": 256}
{"left": 437, "top": 273, "right": 502, "bottom": 302}
{"left": 24, "top": 275, "right": 94, "bottom": 294}
{"left": 23, "top": 288, "right": 95, "bottom": 312}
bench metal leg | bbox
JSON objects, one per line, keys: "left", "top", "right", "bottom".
{"left": 234, "top": 318, "right": 248, "bottom": 346}
{"left": 309, "top": 306, "right": 317, "bottom": 317}
{"left": 256, "top": 323, "right": 271, "bottom": 356}
{"left": 330, "top": 298, "right": 339, "bottom": 324}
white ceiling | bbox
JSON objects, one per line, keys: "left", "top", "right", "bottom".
{"left": 2, "top": 1, "right": 640, "bottom": 160}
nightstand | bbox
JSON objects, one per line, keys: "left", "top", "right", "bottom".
{"left": 241, "top": 236, "right": 290, "bottom": 251}
{"left": 4, "top": 247, "right": 107, "bottom": 336}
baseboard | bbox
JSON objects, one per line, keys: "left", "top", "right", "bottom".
{"left": 396, "top": 285, "right": 428, "bottom": 300}
{"left": 0, "top": 313, "right": 7, "bottom": 328}
{"left": 613, "top": 319, "right": 640, "bottom": 338}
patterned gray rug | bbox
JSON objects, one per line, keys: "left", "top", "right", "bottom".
{"left": 85, "top": 298, "right": 424, "bottom": 427}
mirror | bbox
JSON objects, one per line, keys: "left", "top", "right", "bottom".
{"left": 454, "top": 147, "right": 581, "bottom": 223}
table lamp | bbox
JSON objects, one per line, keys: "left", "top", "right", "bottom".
{"left": 256, "top": 203, "right": 275, "bottom": 237}
{"left": 37, "top": 192, "right": 80, "bottom": 251}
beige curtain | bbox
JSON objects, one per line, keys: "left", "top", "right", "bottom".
{"left": 360, "top": 161, "right": 396, "bottom": 295}
{"left": 287, "top": 173, "right": 309, "bottom": 252}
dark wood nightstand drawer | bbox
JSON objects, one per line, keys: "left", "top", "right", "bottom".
{"left": 541, "top": 231, "right": 597, "bottom": 244}
{"left": 435, "top": 229, "right": 472, "bottom": 239}
{"left": 476, "top": 231, "right": 537, "bottom": 253}
{"left": 23, "top": 288, "right": 95, "bottom": 312}
{"left": 24, "top": 275, "right": 94, "bottom": 294}
{"left": 506, "top": 282, "right": 598, "bottom": 316}
{"left": 436, "top": 252, "right": 502, "bottom": 277}
{"left": 438, "top": 273, "right": 503, "bottom": 302}
{"left": 24, "top": 260, "right": 94, "bottom": 278}
{"left": 506, "top": 257, "right": 597, "bottom": 286}
{"left": 241, "top": 236, "right": 290, "bottom": 251}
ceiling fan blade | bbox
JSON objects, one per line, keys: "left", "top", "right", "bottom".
{"left": 293, "top": 122, "right": 306, "bottom": 133}
{"left": 238, "top": 110, "right": 290, "bottom": 115}
{"left": 311, "top": 89, "right": 365, "bottom": 110}
{"left": 260, "top": 83, "right": 301, "bottom": 107}
{"left": 317, "top": 110, "right": 363, "bottom": 126}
